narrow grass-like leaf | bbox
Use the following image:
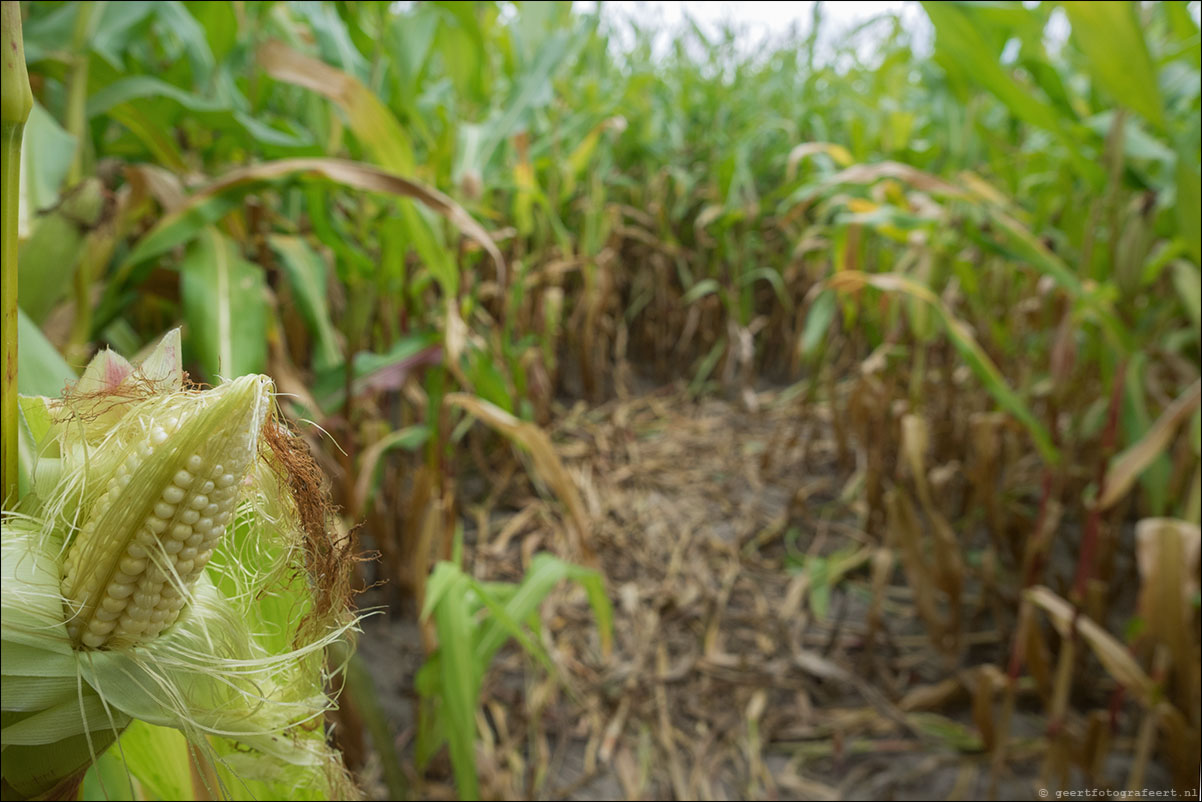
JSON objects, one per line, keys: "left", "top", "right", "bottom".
{"left": 986, "top": 209, "right": 1086, "bottom": 298}
{"left": 1176, "top": 143, "right": 1202, "bottom": 264}
{"left": 455, "top": 26, "right": 582, "bottom": 181}
{"left": 1122, "top": 356, "right": 1172, "bottom": 515}
{"left": 87, "top": 76, "right": 312, "bottom": 149}
{"left": 739, "top": 267, "right": 792, "bottom": 310}
{"left": 682, "top": 278, "right": 721, "bottom": 305}
{"left": 313, "top": 336, "right": 442, "bottom": 412}
{"left": 475, "top": 553, "right": 612, "bottom": 664}
{"left": 1170, "top": 261, "right": 1201, "bottom": 333}
{"left": 689, "top": 337, "right": 727, "bottom": 400}
{"left": 467, "top": 577, "right": 557, "bottom": 677}
{"left": 106, "top": 104, "right": 188, "bottom": 172}
{"left": 418, "top": 553, "right": 611, "bottom": 800}
{"left": 800, "top": 288, "right": 837, "bottom": 360}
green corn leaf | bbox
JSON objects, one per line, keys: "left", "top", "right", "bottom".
{"left": 800, "top": 289, "right": 837, "bottom": 360}
{"left": 19, "top": 101, "right": 76, "bottom": 229}
{"left": 180, "top": 228, "right": 267, "bottom": 381}
{"left": 88, "top": 76, "right": 314, "bottom": 150}
{"left": 428, "top": 564, "right": 480, "bottom": 801}
{"left": 682, "top": 278, "right": 722, "bottom": 305}
{"left": 922, "top": 1, "right": 1102, "bottom": 185}
{"left": 17, "top": 177, "right": 104, "bottom": 323}
{"left": 1170, "top": 260, "right": 1201, "bottom": 334}
{"left": 1062, "top": 2, "right": 1166, "bottom": 131}
{"left": 267, "top": 235, "right": 342, "bottom": 371}
{"left": 17, "top": 310, "right": 76, "bottom": 396}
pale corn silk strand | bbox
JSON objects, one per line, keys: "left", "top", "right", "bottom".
{"left": 1, "top": 351, "right": 360, "bottom": 800}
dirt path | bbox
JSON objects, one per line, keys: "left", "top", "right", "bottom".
{"left": 356, "top": 384, "right": 1171, "bottom": 800}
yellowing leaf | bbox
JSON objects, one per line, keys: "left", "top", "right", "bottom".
{"left": 1098, "top": 380, "right": 1202, "bottom": 511}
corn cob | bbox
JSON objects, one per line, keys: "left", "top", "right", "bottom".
{"left": 59, "top": 373, "right": 271, "bottom": 650}
{"left": 2, "top": 331, "right": 359, "bottom": 800}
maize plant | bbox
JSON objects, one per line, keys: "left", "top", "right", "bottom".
{"left": 1, "top": 330, "right": 360, "bottom": 800}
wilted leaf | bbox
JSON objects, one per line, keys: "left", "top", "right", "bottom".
{"left": 1098, "top": 381, "right": 1202, "bottom": 511}
{"left": 258, "top": 40, "right": 414, "bottom": 171}
{"left": 1025, "top": 586, "right": 1157, "bottom": 705}
{"left": 822, "top": 160, "right": 967, "bottom": 198}
{"left": 446, "top": 393, "right": 593, "bottom": 561}
{"left": 123, "top": 158, "right": 504, "bottom": 285}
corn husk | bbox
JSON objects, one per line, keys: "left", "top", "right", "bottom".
{"left": 1, "top": 330, "right": 359, "bottom": 800}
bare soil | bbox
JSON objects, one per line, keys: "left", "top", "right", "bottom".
{"left": 351, "top": 383, "right": 1176, "bottom": 801}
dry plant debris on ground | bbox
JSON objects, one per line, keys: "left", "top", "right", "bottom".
{"left": 360, "top": 383, "right": 1175, "bottom": 801}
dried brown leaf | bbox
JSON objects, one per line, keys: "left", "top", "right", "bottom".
{"left": 1025, "top": 586, "right": 1158, "bottom": 705}
{"left": 446, "top": 393, "right": 594, "bottom": 562}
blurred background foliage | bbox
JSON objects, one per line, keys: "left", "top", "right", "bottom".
{"left": 11, "top": 0, "right": 1202, "bottom": 798}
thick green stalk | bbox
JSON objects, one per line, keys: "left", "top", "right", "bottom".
{"left": 65, "top": 1, "right": 98, "bottom": 363}
{"left": 1, "top": 1, "right": 32, "bottom": 509}
{"left": 65, "top": 2, "right": 95, "bottom": 186}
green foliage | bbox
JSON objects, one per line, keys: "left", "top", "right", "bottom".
{"left": 417, "top": 553, "right": 613, "bottom": 801}
{"left": 9, "top": 0, "right": 1201, "bottom": 796}
{"left": 180, "top": 227, "right": 268, "bottom": 379}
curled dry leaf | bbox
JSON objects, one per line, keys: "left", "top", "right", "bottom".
{"left": 124, "top": 158, "right": 506, "bottom": 287}
{"left": 1025, "top": 585, "right": 1159, "bottom": 706}
{"left": 446, "top": 393, "right": 593, "bottom": 563}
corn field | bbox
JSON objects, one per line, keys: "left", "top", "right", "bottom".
{"left": 1, "top": 1, "right": 1199, "bottom": 800}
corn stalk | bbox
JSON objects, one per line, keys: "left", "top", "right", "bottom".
{"left": 1, "top": 0, "right": 31, "bottom": 509}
